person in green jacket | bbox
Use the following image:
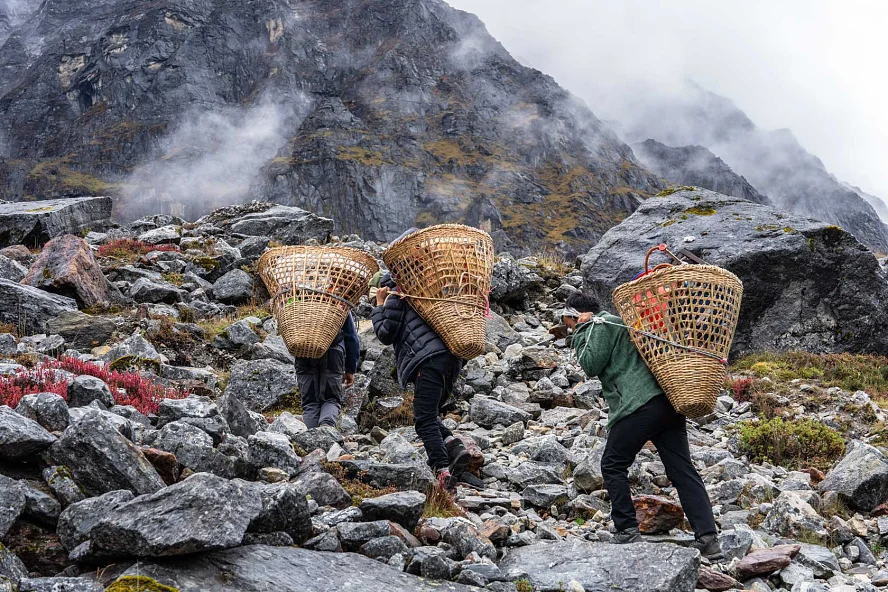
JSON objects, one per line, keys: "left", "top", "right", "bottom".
{"left": 563, "top": 291, "right": 723, "bottom": 560}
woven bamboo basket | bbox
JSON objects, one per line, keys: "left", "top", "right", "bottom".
{"left": 258, "top": 246, "right": 379, "bottom": 359}
{"left": 612, "top": 261, "right": 743, "bottom": 417}
{"left": 382, "top": 224, "right": 494, "bottom": 360}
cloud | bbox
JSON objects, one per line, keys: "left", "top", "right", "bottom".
{"left": 121, "top": 94, "right": 313, "bottom": 220}
{"left": 444, "top": 0, "right": 888, "bottom": 208}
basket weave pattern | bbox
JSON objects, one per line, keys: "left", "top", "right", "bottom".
{"left": 382, "top": 224, "right": 494, "bottom": 360}
{"left": 258, "top": 246, "right": 379, "bottom": 359}
{"left": 612, "top": 264, "right": 743, "bottom": 417}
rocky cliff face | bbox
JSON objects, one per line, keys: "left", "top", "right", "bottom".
{"left": 611, "top": 83, "right": 888, "bottom": 253}
{"left": 0, "top": 0, "right": 659, "bottom": 253}
{"left": 633, "top": 139, "right": 770, "bottom": 206}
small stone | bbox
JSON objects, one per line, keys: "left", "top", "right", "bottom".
{"left": 634, "top": 494, "right": 685, "bottom": 534}
{"left": 67, "top": 375, "right": 115, "bottom": 408}
{"left": 735, "top": 549, "right": 793, "bottom": 580}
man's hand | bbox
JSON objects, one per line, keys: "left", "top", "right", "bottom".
{"left": 376, "top": 286, "right": 390, "bottom": 306}
{"left": 343, "top": 373, "right": 355, "bottom": 387}
{"left": 562, "top": 316, "right": 578, "bottom": 330}
{"left": 577, "top": 312, "right": 593, "bottom": 324}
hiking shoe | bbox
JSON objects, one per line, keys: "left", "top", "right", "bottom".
{"left": 613, "top": 527, "right": 642, "bottom": 544}
{"left": 436, "top": 468, "right": 457, "bottom": 494}
{"left": 446, "top": 438, "right": 472, "bottom": 475}
{"left": 690, "top": 533, "right": 725, "bottom": 561}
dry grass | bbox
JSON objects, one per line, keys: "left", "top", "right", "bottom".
{"left": 323, "top": 462, "right": 397, "bottom": 505}
{"left": 359, "top": 392, "right": 414, "bottom": 430}
{"left": 423, "top": 483, "right": 465, "bottom": 519}
{"left": 195, "top": 302, "right": 271, "bottom": 342}
{"left": 733, "top": 352, "right": 888, "bottom": 399}
{"left": 533, "top": 248, "right": 574, "bottom": 278}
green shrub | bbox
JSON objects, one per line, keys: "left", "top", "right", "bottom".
{"left": 738, "top": 417, "right": 845, "bottom": 471}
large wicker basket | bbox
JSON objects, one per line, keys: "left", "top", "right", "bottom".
{"left": 258, "top": 246, "right": 379, "bottom": 359}
{"left": 382, "top": 225, "right": 494, "bottom": 360}
{"left": 612, "top": 263, "right": 743, "bottom": 417}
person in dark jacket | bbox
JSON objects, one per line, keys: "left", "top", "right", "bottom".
{"left": 563, "top": 291, "right": 723, "bottom": 560}
{"left": 371, "top": 270, "right": 471, "bottom": 490}
{"left": 294, "top": 311, "right": 359, "bottom": 429}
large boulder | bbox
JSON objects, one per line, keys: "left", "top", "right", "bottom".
{"left": 0, "top": 197, "right": 112, "bottom": 248}
{"left": 0, "top": 254, "right": 26, "bottom": 281}
{"left": 489, "top": 254, "right": 544, "bottom": 306}
{"left": 21, "top": 235, "right": 117, "bottom": 308}
{"left": 45, "top": 311, "right": 116, "bottom": 349}
{"left": 0, "top": 474, "right": 26, "bottom": 538}
{"left": 90, "top": 473, "right": 262, "bottom": 558}
{"left": 218, "top": 204, "right": 334, "bottom": 245}
{"left": 48, "top": 410, "right": 165, "bottom": 497}
{"left": 213, "top": 269, "right": 254, "bottom": 305}
{"left": 580, "top": 188, "right": 888, "bottom": 355}
{"left": 0, "top": 279, "right": 77, "bottom": 335}
{"left": 223, "top": 359, "right": 298, "bottom": 412}
{"left": 248, "top": 482, "right": 312, "bottom": 545}
{"left": 0, "top": 406, "right": 56, "bottom": 461}
{"left": 470, "top": 396, "right": 531, "bottom": 429}
{"left": 498, "top": 539, "right": 700, "bottom": 592}
{"left": 109, "top": 545, "right": 474, "bottom": 591}
{"left": 820, "top": 442, "right": 888, "bottom": 511}
{"left": 56, "top": 490, "right": 135, "bottom": 552}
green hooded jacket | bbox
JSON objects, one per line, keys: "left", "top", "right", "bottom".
{"left": 571, "top": 312, "right": 663, "bottom": 427}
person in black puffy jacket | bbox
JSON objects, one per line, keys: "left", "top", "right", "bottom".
{"left": 371, "top": 270, "right": 471, "bottom": 491}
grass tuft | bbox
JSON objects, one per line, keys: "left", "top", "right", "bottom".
{"left": 738, "top": 416, "right": 845, "bottom": 471}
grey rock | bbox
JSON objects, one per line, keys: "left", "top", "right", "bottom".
{"left": 332, "top": 460, "right": 435, "bottom": 492}
{"left": 521, "top": 484, "right": 570, "bottom": 508}
{"left": 0, "top": 254, "right": 26, "bottom": 281}
{"left": 248, "top": 482, "right": 312, "bottom": 545}
{"left": 490, "top": 255, "right": 544, "bottom": 305}
{"left": 18, "top": 480, "right": 61, "bottom": 526}
{"left": 581, "top": 188, "right": 888, "bottom": 355}
{"left": 48, "top": 410, "right": 165, "bottom": 497}
{"left": 153, "top": 420, "right": 242, "bottom": 479}
{"left": 138, "top": 225, "right": 181, "bottom": 245}
{"left": 360, "top": 535, "right": 409, "bottom": 561}
{"left": 795, "top": 543, "right": 840, "bottom": 579}
{"left": 500, "top": 421, "right": 525, "bottom": 446}
{"left": 90, "top": 473, "right": 262, "bottom": 557}
{"left": 56, "top": 490, "right": 135, "bottom": 552}
{"left": 213, "top": 318, "right": 262, "bottom": 350}
{"left": 218, "top": 392, "right": 265, "bottom": 438}
{"left": 248, "top": 432, "right": 302, "bottom": 475}
{"left": 507, "top": 461, "right": 563, "bottom": 489}
{"left": 15, "top": 393, "right": 70, "bottom": 432}
{"left": 359, "top": 491, "right": 426, "bottom": 531}
{"left": 379, "top": 432, "right": 421, "bottom": 464}
{"left": 820, "top": 442, "right": 888, "bottom": 511}
{"left": 511, "top": 435, "right": 570, "bottom": 466}
{"left": 0, "top": 474, "right": 25, "bottom": 538}
{"left": 213, "top": 269, "right": 254, "bottom": 305}
{"left": 0, "top": 405, "right": 56, "bottom": 460}
{"left": 470, "top": 397, "right": 531, "bottom": 429}
{"left": 223, "top": 359, "right": 298, "bottom": 412}
{"left": 0, "top": 198, "right": 112, "bottom": 249}
{"left": 67, "top": 375, "right": 114, "bottom": 408}
{"left": 42, "top": 466, "right": 85, "bottom": 507}
{"left": 156, "top": 395, "right": 221, "bottom": 427}
{"left": 486, "top": 311, "right": 521, "bottom": 351}
{"left": 112, "top": 545, "right": 475, "bottom": 591}
{"left": 269, "top": 412, "right": 308, "bottom": 441}
{"left": 45, "top": 311, "right": 116, "bottom": 350}
{"left": 18, "top": 578, "right": 103, "bottom": 592}
{"left": 764, "top": 491, "right": 828, "bottom": 541}
{"left": 293, "top": 471, "right": 351, "bottom": 509}
{"left": 101, "top": 334, "right": 163, "bottom": 364}
{"left": 337, "top": 520, "right": 392, "bottom": 551}
{"left": 441, "top": 520, "right": 497, "bottom": 561}
{"left": 292, "top": 425, "right": 344, "bottom": 454}
{"left": 237, "top": 236, "right": 270, "bottom": 260}
{"left": 0, "top": 545, "right": 27, "bottom": 587}
{"left": 499, "top": 539, "right": 700, "bottom": 592}
{"left": 0, "top": 279, "right": 78, "bottom": 335}
{"left": 129, "top": 277, "right": 184, "bottom": 304}
{"left": 241, "top": 532, "right": 294, "bottom": 547}
{"left": 226, "top": 205, "right": 334, "bottom": 245}
{"left": 0, "top": 333, "right": 15, "bottom": 356}
{"left": 718, "top": 528, "right": 754, "bottom": 562}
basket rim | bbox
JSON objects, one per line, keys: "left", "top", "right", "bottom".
{"left": 384, "top": 223, "right": 492, "bottom": 249}
{"left": 257, "top": 245, "right": 379, "bottom": 275}
{"left": 613, "top": 263, "right": 743, "bottom": 297}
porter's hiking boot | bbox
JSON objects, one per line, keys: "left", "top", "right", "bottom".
{"left": 613, "top": 527, "right": 642, "bottom": 544}
{"left": 690, "top": 533, "right": 725, "bottom": 561}
{"left": 436, "top": 468, "right": 457, "bottom": 494}
{"left": 445, "top": 438, "right": 472, "bottom": 475}
{"left": 455, "top": 471, "right": 485, "bottom": 488}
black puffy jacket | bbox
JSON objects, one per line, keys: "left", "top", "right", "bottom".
{"left": 370, "top": 273, "right": 463, "bottom": 387}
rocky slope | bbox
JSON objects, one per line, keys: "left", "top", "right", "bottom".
{"left": 611, "top": 82, "right": 888, "bottom": 253}
{"left": 2, "top": 197, "right": 888, "bottom": 591}
{"left": 633, "top": 139, "right": 771, "bottom": 206}
{"left": 0, "top": 0, "right": 659, "bottom": 253}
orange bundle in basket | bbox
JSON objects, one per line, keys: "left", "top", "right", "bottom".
{"left": 258, "top": 246, "right": 379, "bottom": 358}
{"left": 382, "top": 224, "right": 494, "bottom": 360}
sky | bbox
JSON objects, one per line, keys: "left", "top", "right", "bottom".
{"left": 446, "top": 0, "right": 888, "bottom": 202}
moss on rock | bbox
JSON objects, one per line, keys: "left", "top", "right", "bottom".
{"left": 106, "top": 576, "right": 180, "bottom": 592}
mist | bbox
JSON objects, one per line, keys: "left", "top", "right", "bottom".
{"left": 121, "top": 95, "right": 313, "bottom": 221}
{"left": 445, "top": 0, "right": 888, "bottom": 219}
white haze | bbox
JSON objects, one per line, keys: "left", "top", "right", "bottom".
{"left": 446, "top": 0, "right": 888, "bottom": 219}
{"left": 123, "top": 95, "right": 312, "bottom": 219}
